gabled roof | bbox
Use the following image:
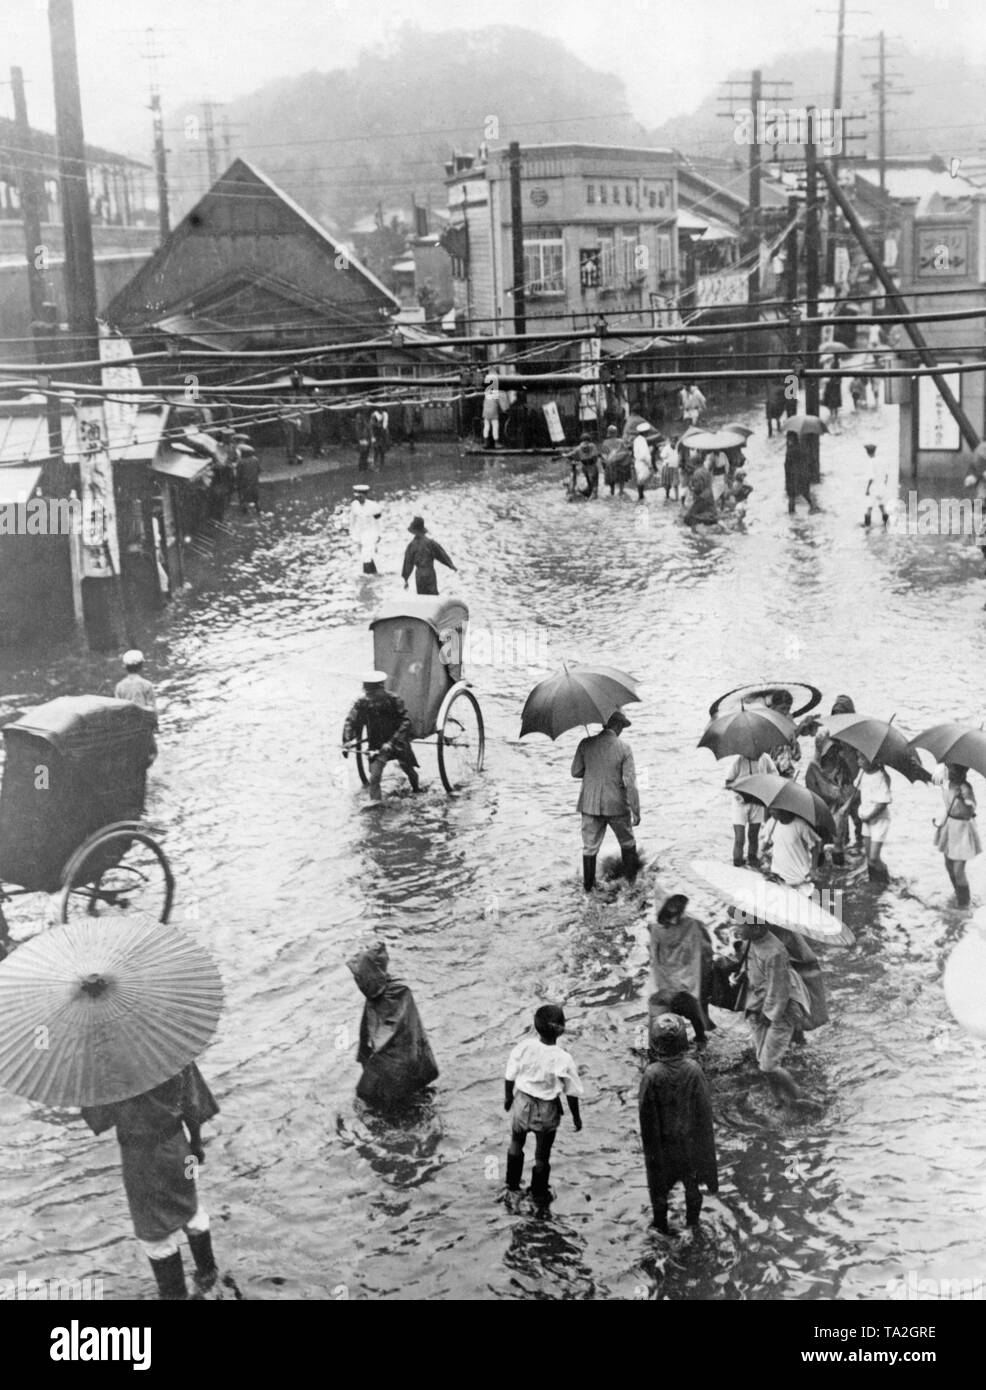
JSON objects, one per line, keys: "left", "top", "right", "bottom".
{"left": 106, "top": 158, "right": 398, "bottom": 329}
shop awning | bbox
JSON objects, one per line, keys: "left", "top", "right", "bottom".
{"left": 151, "top": 451, "right": 211, "bottom": 483}
{"left": 0, "top": 465, "right": 43, "bottom": 504}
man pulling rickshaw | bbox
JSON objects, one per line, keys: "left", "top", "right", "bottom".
{"left": 342, "top": 671, "right": 421, "bottom": 803}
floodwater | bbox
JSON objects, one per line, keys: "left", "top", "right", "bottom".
{"left": 1, "top": 397, "right": 985, "bottom": 1302}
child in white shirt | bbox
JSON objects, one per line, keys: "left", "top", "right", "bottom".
{"left": 504, "top": 1004, "right": 583, "bottom": 1210}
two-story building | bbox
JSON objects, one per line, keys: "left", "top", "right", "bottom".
{"left": 443, "top": 143, "right": 680, "bottom": 349}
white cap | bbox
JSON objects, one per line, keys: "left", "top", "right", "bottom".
{"left": 636, "top": 421, "right": 651, "bottom": 433}
{"left": 122, "top": 649, "right": 144, "bottom": 667}
{"left": 362, "top": 669, "right": 389, "bottom": 685}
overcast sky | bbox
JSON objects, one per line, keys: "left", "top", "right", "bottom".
{"left": 3, "top": 0, "right": 984, "bottom": 156}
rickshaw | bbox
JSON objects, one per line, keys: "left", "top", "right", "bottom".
{"left": 355, "top": 596, "right": 485, "bottom": 794}
{"left": 0, "top": 696, "right": 174, "bottom": 930}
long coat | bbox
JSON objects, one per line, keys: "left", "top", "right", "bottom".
{"left": 638, "top": 1054, "right": 719, "bottom": 1197}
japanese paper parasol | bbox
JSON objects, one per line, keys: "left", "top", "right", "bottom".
{"left": 944, "top": 909, "right": 986, "bottom": 1038}
{"left": 0, "top": 915, "right": 223, "bottom": 1108}
{"left": 519, "top": 665, "right": 640, "bottom": 740}
{"left": 730, "top": 773, "right": 838, "bottom": 838}
{"left": 783, "top": 414, "right": 828, "bottom": 437}
{"left": 688, "top": 860, "right": 854, "bottom": 946}
{"left": 677, "top": 428, "right": 749, "bottom": 452}
{"left": 825, "top": 713, "right": 931, "bottom": 783}
{"left": 910, "top": 723, "right": 986, "bottom": 780}
{"left": 698, "top": 707, "right": 796, "bottom": 760}
{"left": 709, "top": 681, "right": 821, "bottom": 719}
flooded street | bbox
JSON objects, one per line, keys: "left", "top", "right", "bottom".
{"left": 2, "top": 398, "right": 986, "bottom": 1302}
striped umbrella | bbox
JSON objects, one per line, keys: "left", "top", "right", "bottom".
{"left": 0, "top": 915, "right": 223, "bottom": 1108}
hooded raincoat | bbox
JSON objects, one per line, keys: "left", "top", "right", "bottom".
{"left": 638, "top": 1022, "right": 719, "bottom": 1200}
{"left": 347, "top": 944, "right": 439, "bottom": 1106}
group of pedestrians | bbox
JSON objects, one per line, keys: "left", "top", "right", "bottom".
{"left": 347, "top": 484, "right": 457, "bottom": 592}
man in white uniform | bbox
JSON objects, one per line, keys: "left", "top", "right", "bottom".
{"left": 348, "top": 485, "right": 382, "bottom": 574}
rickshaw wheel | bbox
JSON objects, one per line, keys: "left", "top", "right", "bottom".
{"left": 353, "top": 726, "right": 371, "bottom": 787}
{"left": 58, "top": 826, "right": 175, "bottom": 924}
{"left": 437, "top": 687, "right": 485, "bottom": 794}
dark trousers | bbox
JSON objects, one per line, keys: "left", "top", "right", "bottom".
{"left": 507, "top": 1127, "right": 556, "bottom": 1166}
{"left": 368, "top": 751, "right": 418, "bottom": 800}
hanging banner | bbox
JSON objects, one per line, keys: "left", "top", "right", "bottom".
{"left": 695, "top": 271, "right": 748, "bottom": 307}
{"left": 75, "top": 401, "right": 121, "bottom": 579}
{"left": 99, "top": 326, "right": 142, "bottom": 454}
{"left": 542, "top": 401, "right": 566, "bottom": 444}
{"left": 917, "top": 364, "right": 961, "bottom": 451}
{"left": 578, "top": 338, "right": 603, "bottom": 422}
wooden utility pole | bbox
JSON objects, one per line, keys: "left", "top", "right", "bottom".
{"left": 48, "top": 0, "right": 98, "bottom": 376}
{"left": 876, "top": 31, "right": 887, "bottom": 202}
{"left": 784, "top": 194, "right": 800, "bottom": 305}
{"left": 150, "top": 91, "right": 170, "bottom": 239}
{"left": 818, "top": 161, "right": 980, "bottom": 451}
{"left": 201, "top": 100, "right": 219, "bottom": 185}
{"left": 748, "top": 68, "right": 762, "bottom": 302}
{"left": 10, "top": 67, "right": 47, "bottom": 326}
{"left": 804, "top": 118, "right": 822, "bottom": 480}
{"left": 508, "top": 141, "right": 526, "bottom": 337}
{"left": 142, "top": 27, "right": 170, "bottom": 238}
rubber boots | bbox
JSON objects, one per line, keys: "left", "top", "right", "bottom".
{"left": 582, "top": 855, "right": 597, "bottom": 892}
{"left": 650, "top": 1199, "right": 670, "bottom": 1234}
{"left": 530, "top": 1162, "right": 552, "bottom": 1208}
{"left": 187, "top": 1230, "right": 218, "bottom": 1291}
{"left": 149, "top": 1252, "right": 188, "bottom": 1301}
{"left": 621, "top": 844, "right": 640, "bottom": 884}
{"left": 685, "top": 1190, "right": 704, "bottom": 1227}
{"left": 956, "top": 884, "right": 971, "bottom": 908}
{"left": 505, "top": 1151, "right": 524, "bottom": 1193}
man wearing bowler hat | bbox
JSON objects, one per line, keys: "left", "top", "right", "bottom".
{"left": 571, "top": 709, "right": 640, "bottom": 890}
{"left": 342, "top": 671, "right": 420, "bottom": 803}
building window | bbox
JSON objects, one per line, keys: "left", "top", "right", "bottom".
{"left": 586, "top": 183, "right": 596, "bottom": 204}
{"left": 599, "top": 184, "right": 607, "bottom": 204}
{"left": 612, "top": 185, "right": 620, "bottom": 205}
{"left": 621, "top": 226, "right": 640, "bottom": 279}
{"left": 524, "top": 227, "right": 565, "bottom": 294}
{"left": 626, "top": 185, "right": 635, "bottom": 207}
{"left": 597, "top": 229, "right": 617, "bottom": 287}
{"left": 657, "top": 234, "right": 672, "bottom": 273}
{"left": 648, "top": 189, "right": 657, "bottom": 209}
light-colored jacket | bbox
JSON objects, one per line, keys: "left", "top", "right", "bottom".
{"left": 571, "top": 729, "right": 639, "bottom": 818}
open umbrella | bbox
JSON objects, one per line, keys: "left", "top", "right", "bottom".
{"left": 720, "top": 423, "right": 754, "bottom": 439}
{"left": 520, "top": 665, "right": 640, "bottom": 740}
{"left": 689, "top": 859, "right": 854, "bottom": 945}
{"left": 0, "top": 915, "right": 223, "bottom": 1108}
{"left": 709, "top": 681, "right": 821, "bottom": 719}
{"left": 944, "top": 910, "right": 986, "bottom": 1038}
{"left": 784, "top": 414, "right": 828, "bottom": 437}
{"left": 910, "top": 723, "right": 986, "bottom": 779}
{"left": 731, "top": 773, "right": 837, "bottom": 838}
{"left": 676, "top": 428, "right": 748, "bottom": 452}
{"left": 698, "top": 707, "right": 796, "bottom": 760}
{"left": 819, "top": 341, "right": 853, "bottom": 355}
{"left": 826, "top": 714, "right": 932, "bottom": 783}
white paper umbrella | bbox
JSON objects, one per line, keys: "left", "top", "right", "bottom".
{"left": 688, "top": 859, "right": 854, "bottom": 945}
{"left": 0, "top": 915, "right": 223, "bottom": 1108}
{"left": 944, "top": 910, "right": 986, "bottom": 1039}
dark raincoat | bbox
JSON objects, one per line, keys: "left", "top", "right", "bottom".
{"left": 402, "top": 534, "right": 455, "bottom": 596}
{"left": 638, "top": 1047, "right": 718, "bottom": 1200}
{"left": 347, "top": 944, "right": 439, "bottom": 1106}
{"left": 81, "top": 1064, "right": 219, "bottom": 1243}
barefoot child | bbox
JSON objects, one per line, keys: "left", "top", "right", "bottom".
{"left": 504, "top": 1004, "right": 583, "bottom": 1209}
